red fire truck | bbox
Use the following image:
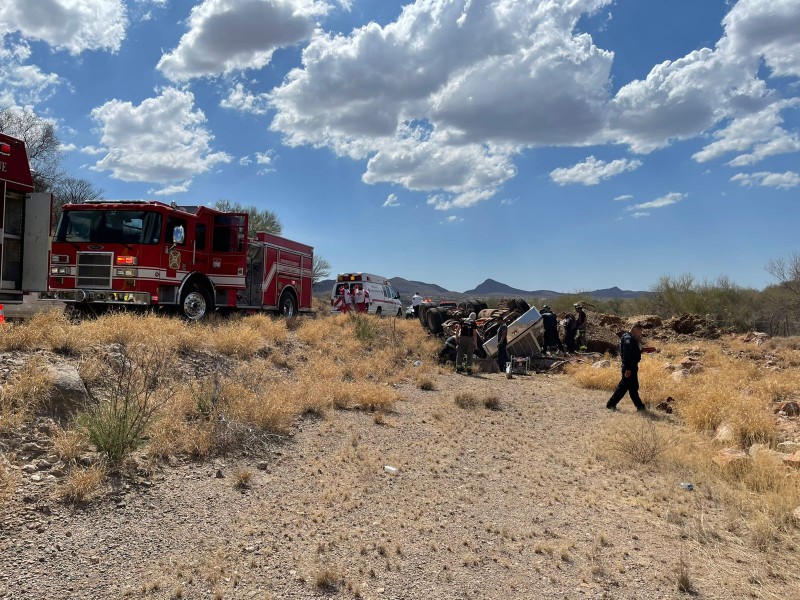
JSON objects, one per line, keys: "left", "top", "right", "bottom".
{"left": 0, "top": 133, "right": 51, "bottom": 305}
{"left": 42, "top": 199, "right": 314, "bottom": 320}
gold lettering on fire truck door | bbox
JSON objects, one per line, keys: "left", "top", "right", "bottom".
{"left": 168, "top": 250, "right": 181, "bottom": 270}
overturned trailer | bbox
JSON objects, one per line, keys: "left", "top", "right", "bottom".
{"left": 482, "top": 306, "right": 544, "bottom": 358}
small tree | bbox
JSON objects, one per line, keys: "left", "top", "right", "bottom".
{"left": 51, "top": 176, "right": 104, "bottom": 228}
{"left": 312, "top": 255, "right": 331, "bottom": 283}
{"left": 0, "top": 107, "right": 63, "bottom": 192}
{"left": 766, "top": 252, "right": 800, "bottom": 298}
{"left": 215, "top": 199, "right": 281, "bottom": 238}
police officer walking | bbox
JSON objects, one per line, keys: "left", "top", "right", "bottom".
{"left": 606, "top": 322, "right": 657, "bottom": 412}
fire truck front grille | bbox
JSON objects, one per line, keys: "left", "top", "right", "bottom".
{"left": 76, "top": 252, "right": 113, "bottom": 289}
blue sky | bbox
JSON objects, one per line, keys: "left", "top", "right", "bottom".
{"left": 1, "top": 0, "right": 799, "bottom": 293}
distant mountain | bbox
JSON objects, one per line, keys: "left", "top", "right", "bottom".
{"left": 313, "top": 276, "right": 646, "bottom": 300}
{"left": 464, "top": 278, "right": 561, "bottom": 297}
{"left": 389, "top": 277, "right": 451, "bottom": 300}
{"left": 313, "top": 279, "right": 336, "bottom": 295}
{"left": 588, "top": 286, "right": 647, "bottom": 299}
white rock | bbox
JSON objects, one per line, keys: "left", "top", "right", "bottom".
{"left": 714, "top": 423, "right": 735, "bottom": 443}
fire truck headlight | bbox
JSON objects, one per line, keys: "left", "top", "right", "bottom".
{"left": 115, "top": 268, "right": 137, "bottom": 277}
{"left": 50, "top": 266, "right": 69, "bottom": 275}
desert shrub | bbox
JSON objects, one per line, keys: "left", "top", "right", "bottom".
{"left": 78, "top": 344, "right": 175, "bottom": 465}
{"left": 54, "top": 464, "right": 106, "bottom": 503}
{"left": 418, "top": 378, "right": 436, "bottom": 391}
{"left": 0, "top": 357, "right": 53, "bottom": 433}
{"left": 51, "top": 427, "right": 89, "bottom": 462}
{"left": 599, "top": 417, "right": 671, "bottom": 464}
{"left": 314, "top": 567, "right": 342, "bottom": 592}
{"left": 483, "top": 395, "right": 501, "bottom": 410}
{"left": 233, "top": 468, "right": 253, "bottom": 490}
{"left": 454, "top": 392, "right": 480, "bottom": 409}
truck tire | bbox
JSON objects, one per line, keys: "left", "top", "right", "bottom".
{"left": 279, "top": 290, "right": 297, "bottom": 318}
{"left": 181, "top": 284, "right": 212, "bottom": 321}
{"left": 396, "top": 307, "right": 403, "bottom": 318}
{"left": 375, "top": 306, "right": 382, "bottom": 316}
{"left": 427, "top": 307, "right": 444, "bottom": 334}
{"left": 515, "top": 298, "right": 530, "bottom": 312}
{"left": 419, "top": 302, "right": 434, "bottom": 325}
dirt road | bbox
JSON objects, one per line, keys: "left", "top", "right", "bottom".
{"left": 2, "top": 371, "right": 798, "bottom": 599}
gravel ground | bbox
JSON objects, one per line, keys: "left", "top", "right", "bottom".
{"left": 2, "top": 370, "right": 799, "bottom": 600}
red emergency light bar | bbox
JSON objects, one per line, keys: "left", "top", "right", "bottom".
{"left": 116, "top": 256, "right": 138, "bottom": 265}
{"left": 337, "top": 274, "right": 362, "bottom": 282}
{"left": 0, "top": 143, "right": 10, "bottom": 156}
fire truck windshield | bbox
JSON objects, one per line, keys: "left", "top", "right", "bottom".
{"left": 55, "top": 210, "right": 163, "bottom": 245}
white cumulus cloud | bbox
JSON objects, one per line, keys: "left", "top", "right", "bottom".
{"left": 383, "top": 193, "right": 400, "bottom": 208}
{"left": 550, "top": 156, "right": 641, "bottom": 186}
{"left": 626, "top": 192, "right": 685, "bottom": 212}
{"left": 0, "top": 39, "right": 60, "bottom": 106}
{"left": 89, "top": 87, "right": 232, "bottom": 190}
{"left": 157, "top": 0, "right": 331, "bottom": 81}
{"left": 0, "top": 0, "right": 127, "bottom": 55}
{"left": 730, "top": 171, "right": 800, "bottom": 189}
{"left": 614, "top": 194, "right": 633, "bottom": 201}
{"left": 220, "top": 82, "right": 271, "bottom": 115}
{"left": 265, "top": 0, "right": 800, "bottom": 210}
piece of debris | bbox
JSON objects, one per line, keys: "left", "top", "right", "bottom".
{"left": 655, "top": 397, "right": 674, "bottom": 414}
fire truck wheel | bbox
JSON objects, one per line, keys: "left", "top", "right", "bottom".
{"left": 279, "top": 290, "right": 297, "bottom": 318}
{"left": 181, "top": 284, "right": 212, "bottom": 321}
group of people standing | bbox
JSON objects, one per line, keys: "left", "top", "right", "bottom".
{"left": 337, "top": 284, "right": 371, "bottom": 313}
{"left": 540, "top": 302, "right": 586, "bottom": 355}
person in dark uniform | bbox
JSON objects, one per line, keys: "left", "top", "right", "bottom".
{"left": 438, "top": 336, "right": 457, "bottom": 365}
{"left": 574, "top": 302, "right": 587, "bottom": 349}
{"left": 540, "top": 305, "right": 564, "bottom": 356}
{"left": 562, "top": 312, "right": 578, "bottom": 353}
{"left": 496, "top": 314, "right": 508, "bottom": 371}
{"left": 606, "top": 322, "right": 657, "bottom": 411}
{"left": 456, "top": 312, "right": 478, "bottom": 374}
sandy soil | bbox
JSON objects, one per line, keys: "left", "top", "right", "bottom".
{"left": 2, "top": 369, "right": 799, "bottom": 600}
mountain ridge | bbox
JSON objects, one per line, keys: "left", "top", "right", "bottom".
{"left": 313, "top": 276, "right": 647, "bottom": 300}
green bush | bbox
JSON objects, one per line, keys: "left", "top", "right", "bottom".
{"left": 78, "top": 345, "right": 174, "bottom": 465}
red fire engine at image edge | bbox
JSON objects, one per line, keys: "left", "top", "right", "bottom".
{"left": 42, "top": 200, "right": 314, "bottom": 320}
{"left": 0, "top": 133, "right": 51, "bottom": 305}
{"left": 2, "top": 130, "right": 314, "bottom": 320}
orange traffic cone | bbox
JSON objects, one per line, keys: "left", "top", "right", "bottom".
{"left": 0, "top": 304, "right": 4, "bottom": 324}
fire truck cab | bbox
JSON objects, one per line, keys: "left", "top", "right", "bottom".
{"left": 0, "top": 133, "right": 51, "bottom": 304}
{"left": 43, "top": 200, "right": 313, "bottom": 319}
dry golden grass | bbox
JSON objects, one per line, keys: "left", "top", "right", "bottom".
{"left": 54, "top": 464, "right": 107, "bottom": 503}
{"left": 575, "top": 339, "right": 800, "bottom": 535}
{"left": 567, "top": 341, "right": 781, "bottom": 445}
{"left": 0, "top": 357, "right": 53, "bottom": 433}
{"left": 3, "top": 310, "right": 434, "bottom": 463}
{"left": 52, "top": 427, "right": 89, "bottom": 462}
{"left": 597, "top": 417, "right": 672, "bottom": 465}
{"left": 455, "top": 392, "right": 480, "bottom": 409}
{"left": 233, "top": 468, "right": 253, "bottom": 490}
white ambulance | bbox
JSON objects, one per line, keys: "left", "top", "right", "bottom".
{"left": 330, "top": 273, "right": 403, "bottom": 317}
